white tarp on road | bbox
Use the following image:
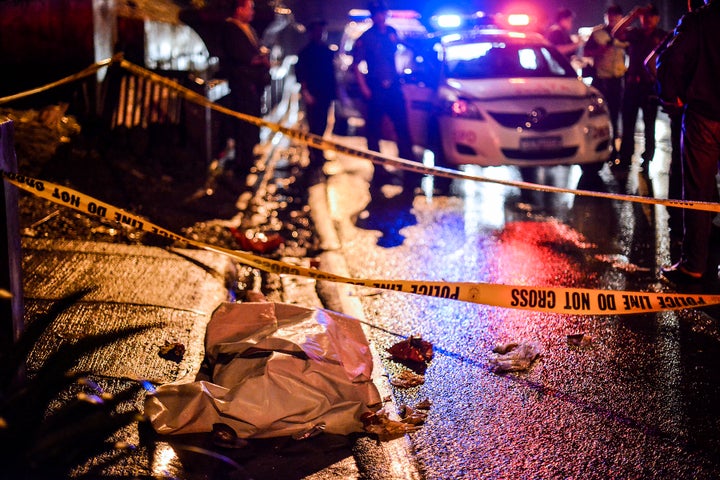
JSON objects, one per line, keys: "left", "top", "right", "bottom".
{"left": 144, "top": 301, "right": 381, "bottom": 438}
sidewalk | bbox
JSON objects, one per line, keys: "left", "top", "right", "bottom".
{"left": 11, "top": 141, "right": 419, "bottom": 480}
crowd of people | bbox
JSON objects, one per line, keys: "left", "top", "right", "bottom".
{"left": 212, "top": 0, "right": 719, "bottom": 293}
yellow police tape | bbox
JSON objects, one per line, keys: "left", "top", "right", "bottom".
{"left": 1, "top": 56, "right": 719, "bottom": 213}
{"left": 117, "top": 58, "right": 720, "bottom": 214}
{"left": 4, "top": 171, "right": 720, "bottom": 315}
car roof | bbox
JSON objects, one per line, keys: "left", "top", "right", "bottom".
{"left": 343, "top": 9, "right": 428, "bottom": 40}
{"left": 438, "top": 28, "right": 548, "bottom": 47}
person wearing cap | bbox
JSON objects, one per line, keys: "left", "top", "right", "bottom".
{"left": 295, "top": 19, "right": 337, "bottom": 190}
{"left": 612, "top": 4, "right": 667, "bottom": 171}
{"left": 351, "top": 0, "right": 418, "bottom": 192}
{"left": 546, "top": 8, "right": 582, "bottom": 60}
{"left": 583, "top": 5, "right": 628, "bottom": 159}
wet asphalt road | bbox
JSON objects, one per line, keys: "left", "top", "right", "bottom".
{"left": 312, "top": 117, "right": 720, "bottom": 478}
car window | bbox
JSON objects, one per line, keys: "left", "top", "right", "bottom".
{"left": 443, "top": 41, "right": 576, "bottom": 79}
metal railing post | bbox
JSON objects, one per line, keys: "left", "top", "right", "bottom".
{"left": 0, "top": 118, "right": 24, "bottom": 344}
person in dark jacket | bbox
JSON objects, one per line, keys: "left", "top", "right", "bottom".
{"left": 612, "top": 4, "right": 667, "bottom": 171}
{"left": 217, "top": 0, "right": 271, "bottom": 178}
{"left": 546, "top": 8, "right": 581, "bottom": 60}
{"left": 657, "top": 0, "right": 720, "bottom": 291}
{"left": 351, "top": 0, "right": 417, "bottom": 192}
{"left": 295, "top": 19, "right": 337, "bottom": 188}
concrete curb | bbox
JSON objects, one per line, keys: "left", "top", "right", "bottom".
{"left": 306, "top": 183, "right": 423, "bottom": 479}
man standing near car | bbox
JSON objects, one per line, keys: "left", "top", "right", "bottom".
{"left": 351, "top": 0, "right": 417, "bottom": 192}
{"left": 612, "top": 4, "right": 667, "bottom": 171}
{"left": 583, "top": 4, "right": 627, "bottom": 159}
{"left": 296, "top": 19, "right": 337, "bottom": 190}
{"left": 217, "top": 0, "right": 271, "bottom": 179}
{"left": 657, "top": 0, "right": 720, "bottom": 292}
{"left": 546, "top": 8, "right": 582, "bottom": 60}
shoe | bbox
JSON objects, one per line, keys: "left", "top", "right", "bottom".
{"left": 660, "top": 264, "right": 704, "bottom": 293}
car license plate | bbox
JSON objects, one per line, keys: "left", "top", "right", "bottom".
{"left": 520, "top": 136, "right": 562, "bottom": 151}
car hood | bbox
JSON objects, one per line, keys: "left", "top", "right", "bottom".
{"left": 442, "top": 77, "right": 593, "bottom": 100}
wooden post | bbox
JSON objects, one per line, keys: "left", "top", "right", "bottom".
{"left": 0, "top": 118, "right": 24, "bottom": 344}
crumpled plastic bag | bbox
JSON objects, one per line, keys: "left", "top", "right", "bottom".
{"left": 144, "top": 302, "right": 381, "bottom": 439}
{"left": 489, "top": 342, "right": 542, "bottom": 373}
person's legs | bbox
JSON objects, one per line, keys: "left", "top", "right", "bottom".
{"left": 384, "top": 87, "right": 422, "bottom": 189}
{"left": 668, "top": 112, "right": 684, "bottom": 262}
{"left": 305, "top": 101, "right": 330, "bottom": 187}
{"left": 680, "top": 110, "right": 720, "bottom": 275}
{"left": 386, "top": 88, "right": 414, "bottom": 162}
{"left": 640, "top": 85, "right": 658, "bottom": 166}
{"left": 618, "top": 82, "right": 640, "bottom": 166}
{"left": 606, "top": 77, "right": 623, "bottom": 145}
{"left": 366, "top": 90, "right": 396, "bottom": 186}
{"left": 593, "top": 77, "right": 622, "bottom": 153}
{"left": 365, "top": 93, "right": 383, "bottom": 154}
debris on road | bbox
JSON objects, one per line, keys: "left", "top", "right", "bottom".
{"left": 489, "top": 342, "right": 542, "bottom": 373}
{"left": 399, "top": 403, "right": 429, "bottom": 426}
{"left": 387, "top": 335, "right": 434, "bottom": 364}
{"left": 567, "top": 333, "right": 593, "bottom": 347}
{"left": 158, "top": 341, "right": 186, "bottom": 363}
{"left": 390, "top": 369, "right": 425, "bottom": 388}
{"left": 229, "top": 227, "right": 284, "bottom": 253}
{"left": 361, "top": 406, "right": 422, "bottom": 439}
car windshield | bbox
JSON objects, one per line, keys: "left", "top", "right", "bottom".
{"left": 443, "top": 40, "right": 577, "bottom": 79}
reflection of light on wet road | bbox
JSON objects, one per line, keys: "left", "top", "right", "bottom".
{"left": 460, "top": 165, "right": 517, "bottom": 231}
{"left": 492, "top": 220, "right": 587, "bottom": 287}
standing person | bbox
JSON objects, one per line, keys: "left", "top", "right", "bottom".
{"left": 657, "top": 0, "right": 720, "bottom": 291}
{"left": 217, "top": 0, "right": 271, "bottom": 178}
{"left": 612, "top": 4, "right": 667, "bottom": 171}
{"left": 351, "top": 0, "right": 417, "bottom": 192}
{"left": 583, "top": 4, "right": 628, "bottom": 159}
{"left": 295, "top": 19, "right": 337, "bottom": 189}
{"left": 546, "top": 8, "right": 582, "bottom": 60}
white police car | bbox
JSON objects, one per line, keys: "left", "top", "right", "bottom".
{"left": 335, "top": 10, "right": 612, "bottom": 171}
{"left": 403, "top": 27, "right": 612, "bottom": 172}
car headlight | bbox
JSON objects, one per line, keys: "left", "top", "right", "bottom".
{"left": 440, "top": 98, "right": 484, "bottom": 120}
{"left": 587, "top": 93, "right": 609, "bottom": 118}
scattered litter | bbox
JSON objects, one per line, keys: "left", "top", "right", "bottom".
{"left": 567, "top": 333, "right": 593, "bottom": 347}
{"left": 228, "top": 227, "right": 284, "bottom": 253}
{"left": 387, "top": 335, "right": 434, "bottom": 364}
{"left": 390, "top": 369, "right": 425, "bottom": 388}
{"left": 398, "top": 404, "right": 428, "bottom": 426}
{"left": 489, "top": 342, "right": 542, "bottom": 373}
{"left": 158, "top": 341, "right": 185, "bottom": 363}
{"left": 361, "top": 407, "right": 421, "bottom": 439}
